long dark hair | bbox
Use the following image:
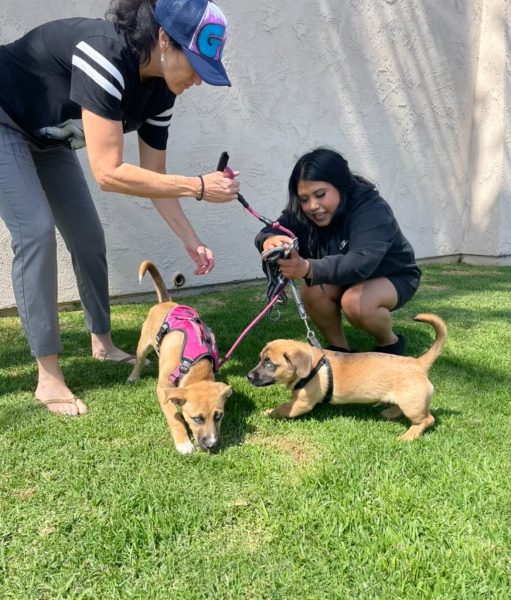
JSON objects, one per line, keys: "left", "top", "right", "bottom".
{"left": 106, "top": 0, "right": 179, "bottom": 65}
{"left": 286, "top": 148, "right": 357, "bottom": 257}
{"left": 286, "top": 147, "right": 356, "bottom": 222}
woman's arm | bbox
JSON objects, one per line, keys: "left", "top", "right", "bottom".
{"left": 306, "top": 201, "right": 396, "bottom": 286}
{"left": 254, "top": 211, "right": 299, "bottom": 252}
{"left": 138, "top": 136, "right": 214, "bottom": 275}
{"left": 82, "top": 109, "right": 239, "bottom": 203}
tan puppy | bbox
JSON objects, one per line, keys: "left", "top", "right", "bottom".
{"left": 248, "top": 314, "right": 447, "bottom": 440}
{"left": 128, "top": 261, "right": 231, "bottom": 454}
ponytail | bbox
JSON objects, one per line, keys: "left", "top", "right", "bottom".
{"left": 106, "top": 0, "right": 159, "bottom": 65}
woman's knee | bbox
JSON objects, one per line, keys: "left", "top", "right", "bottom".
{"left": 301, "top": 283, "right": 341, "bottom": 312}
{"left": 341, "top": 280, "right": 395, "bottom": 327}
{"left": 12, "top": 218, "right": 56, "bottom": 258}
{"left": 341, "top": 288, "right": 365, "bottom": 325}
{"left": 67, "top": 220, "right": 106, "bottom": 264}
{"left": 84, "top": 225, "right": 106, "bottom": 256}
{"left": 341, "top": 285, "right": 382, "bottom": 326}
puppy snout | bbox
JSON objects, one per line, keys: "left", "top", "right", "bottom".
{"left": 200, "top": 436, "right": 219, "bottom": 451}
{"left": 247, "top": 367, "right": 271, "bottom": 387}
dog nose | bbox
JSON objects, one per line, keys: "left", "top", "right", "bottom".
{"left": 247, "top": 371, "right": 255, "bottom": 383}
{"left": 201, "top": 437, "right": 218, "bottom": 451}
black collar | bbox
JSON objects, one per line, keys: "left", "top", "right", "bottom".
{"left": 292, "top": 355, "right": 333, "bottom": 404}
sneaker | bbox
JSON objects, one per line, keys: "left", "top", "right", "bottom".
{"left": 374, "top": 334, "right": 405, "bottom": 356}
{"left": 326, "top": 344, "right": 352, "bottom": 353}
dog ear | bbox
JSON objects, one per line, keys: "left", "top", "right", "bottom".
{"left": 166, "top": 388, "right": 187, "bottom": 407}
{"left": 222, "top": 384, "right": 233, "bottom": 399}
{"left": 285, "top": 349, "right": 312, "bottom": 379}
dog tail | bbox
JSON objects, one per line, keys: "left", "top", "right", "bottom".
{"left": 414, "top": 313, "right": 447, "bottom": 369}
{"left": 138, "top": 260, "right": 170, "bottom": 303}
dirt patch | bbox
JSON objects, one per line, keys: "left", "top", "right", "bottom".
{"left": 206, "top": 298, "right": 228, "bottom": 307}
{"left": 420, "top": 283, "right": 449, "bottom": 294}
{"left": 14, "top": 487, "right": 36, "bottom": 500}
{"left": 419, "top": 284, "right": 449, "bottom": 293}
{"left": 439, "top": 269, "right": 502, "bottom": 277}
{"left": 246, "top": 433, "right": 319, "bottom": 464}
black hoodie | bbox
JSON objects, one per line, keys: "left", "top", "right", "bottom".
{"left": 255, "top": 176, "right": 421, "bottom": 287}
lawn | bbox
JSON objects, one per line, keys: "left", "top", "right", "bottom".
{"left": 1, "top": 264, "right": 511, "bottom": 599}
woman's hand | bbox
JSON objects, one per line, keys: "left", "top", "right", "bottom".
{"left": 201, "top": 170, "right": 240, "bottom": 203}
{"left": 277, "top": 249, "right": 311, "bottom": 280}
{"left": 262, "top": 235, "right": 294, "bottom": 251}
{"left": 185, "top": 240, "right": 215, "bottom": 275}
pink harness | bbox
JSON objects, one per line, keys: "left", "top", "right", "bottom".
{"left": 155, "top": 305, "right": 219, "bottom": 385}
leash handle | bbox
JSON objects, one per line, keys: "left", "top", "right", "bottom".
{"left": 217, "top": 151, "right": 230, "bottom": 171}
{"left": 217, "top": 150, "right": 290, "bottom": 232}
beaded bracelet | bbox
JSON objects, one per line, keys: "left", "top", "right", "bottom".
{"left": 195, "top": 175, "right": 205, "bottom": 201}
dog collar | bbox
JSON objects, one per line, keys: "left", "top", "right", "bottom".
{"left": 292, "top": 354, "right": 333, "bottom": 404}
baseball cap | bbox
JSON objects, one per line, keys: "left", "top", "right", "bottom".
{"left": 155, "top": 0, "right": 231, "bottom": 87}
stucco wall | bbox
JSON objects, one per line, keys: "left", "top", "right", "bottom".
{"left": 464, "top": 0, "right": 509, "bottom": 260}
{"left": 0, "top": 0, "right": 508, "bottom": 310}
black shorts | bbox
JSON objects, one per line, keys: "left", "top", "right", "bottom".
{"left": 386, "top": 272, "right": 421, "bottom": 310}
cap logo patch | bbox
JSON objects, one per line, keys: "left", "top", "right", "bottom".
{"left": 189, "top": 2, "right": 227, "bottom": 60}
{"left": 196, "top": 23, "right": 225, "bottom": 59}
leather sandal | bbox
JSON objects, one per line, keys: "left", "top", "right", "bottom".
{"left": 93, "top": 352, "right": 150, "bottom": 366}
{"left": 38, "top": 397, "right": 87, "bottom": 416}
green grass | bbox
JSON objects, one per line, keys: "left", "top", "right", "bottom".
{"left": 1, "top": 264, "right": 511, "bottom": 599}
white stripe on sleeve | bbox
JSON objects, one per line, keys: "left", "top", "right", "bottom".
{"left": 145, "top": 117, "right": 172, "bottom": 126}
{"left": 72, "top": 55, "right": 122, "bottom": 101}
{"left": 156, "top": 108, "right": 173, "bottom": 117}
{"left": 76, "top": 41, "right": 125, "bottom": 90}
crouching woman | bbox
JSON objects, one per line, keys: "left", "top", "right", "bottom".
{"left": 255, "top": 147, "right": 421, "bottom": 355}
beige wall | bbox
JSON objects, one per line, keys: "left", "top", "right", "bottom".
{"left": 0, "top": 0, "right": 509, "bottom": 310}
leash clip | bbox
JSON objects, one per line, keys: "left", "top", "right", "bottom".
{"left": 179, "top": 360, "right": 192, "bottom": 375}
{"left": 307, "top": 329, "right": 323, "bottom": 349}
{"left": 287, "top": 280, "right": 324, "bottom": 350}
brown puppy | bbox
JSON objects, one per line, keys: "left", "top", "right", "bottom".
{"left": 248, "top": 314, "right": 447, "bottom": 440}
{"left": 128, "top": 261, "right": 231, "bottom": 454}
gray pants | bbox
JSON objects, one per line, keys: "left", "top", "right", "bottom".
{"left": 0, "top": 119, "right": 110, "bottom": 357}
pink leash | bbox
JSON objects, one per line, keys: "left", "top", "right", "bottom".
{"left": 217, "top": 162, "right": 293, "bottom": 368}
{"left": 217, "top": 290, "right": 284, "bottom": 369}
{"left": 215, "top": 152, "right": 321, "bottom": 369}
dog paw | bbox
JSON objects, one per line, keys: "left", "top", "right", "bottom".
{"left": 127, "top": 374, "right": 140, "bottom": 383}
{"left": 262, "top": 408, "right": 277, "bottom": 418}
{"left": 175, "top": 440, "right": 195, "bottom": 455}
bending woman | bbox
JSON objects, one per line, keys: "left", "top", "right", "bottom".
{"left": 0, "top": 0, "right": 239, "bottom": 415}
{"left": 255, "top": 147, "right": 421, "bottom": 355}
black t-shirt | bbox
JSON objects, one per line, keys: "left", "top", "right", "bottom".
{"left": 0, "top": 18, "right": 175, "bottom": 150}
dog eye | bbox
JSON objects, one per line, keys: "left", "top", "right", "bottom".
{"left": 264, "top": 358, "right": 275, "bottom": 369}
{"left": 192, "top": 416, "right": 205, "bottom": 424}
{"left": 214, "top": 412, "right": 223, "bottom": 422}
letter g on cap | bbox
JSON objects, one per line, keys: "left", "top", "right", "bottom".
{"left": 197, "top": 23, "right": 226, "bottom": 59}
